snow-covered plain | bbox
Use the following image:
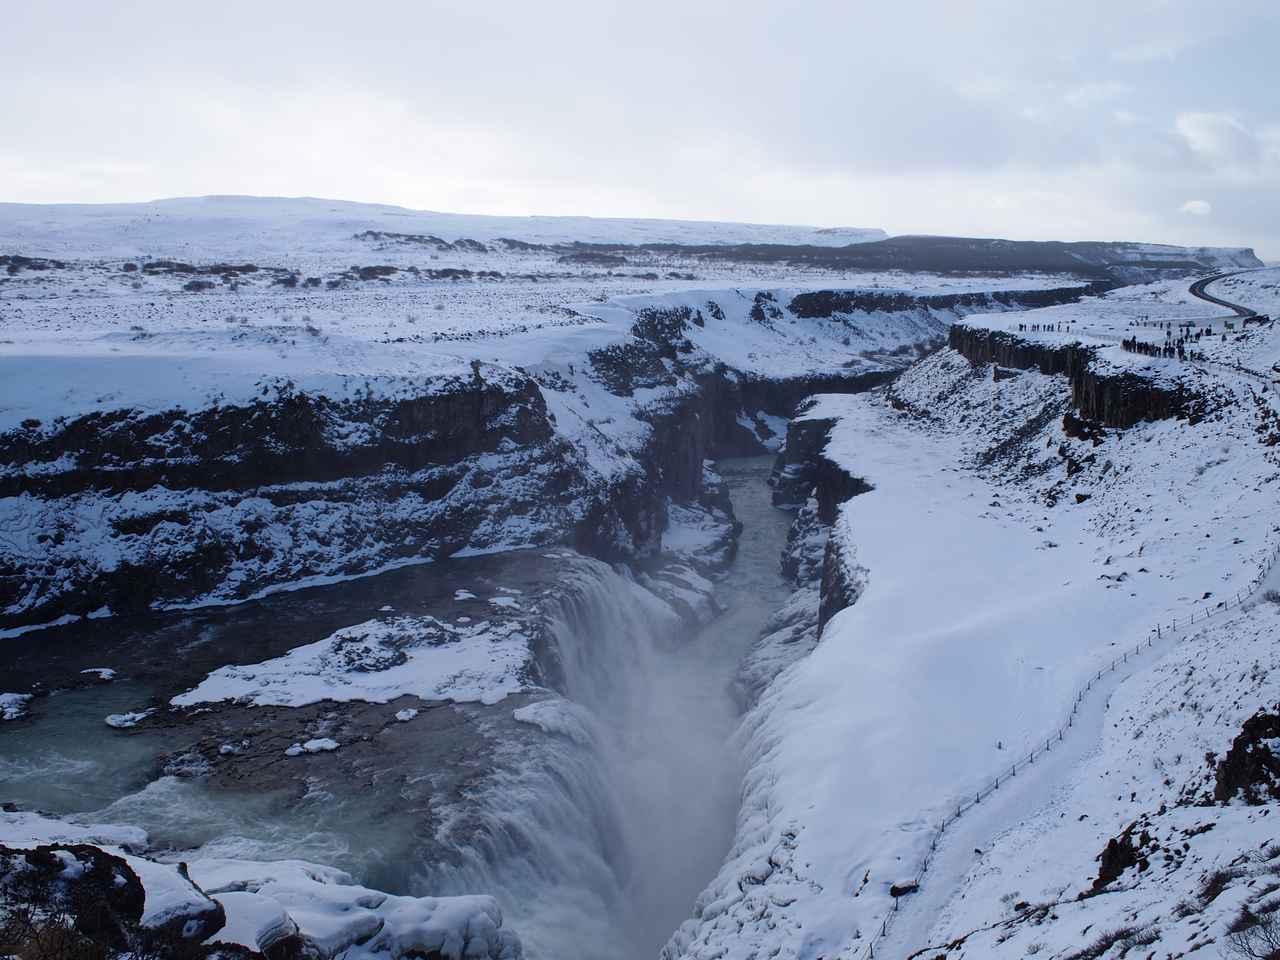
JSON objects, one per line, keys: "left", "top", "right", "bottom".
{"left": 0, "top": 195, "right": 888, "bottom": 260}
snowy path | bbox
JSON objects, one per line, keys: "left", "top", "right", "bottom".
{"left": 879, "top": 572, "right": 1278, "bottom": 958}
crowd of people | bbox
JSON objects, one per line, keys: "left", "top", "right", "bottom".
{"left": 1013, "top": 314, "right": 1229, "bottom": 364}
{"left": 1120, "top": 320, "right": 1224, "bottom": 362}
{"left": 1016, "top": 321, "right": 1072, "bottom": 333}
{"left": 1119, "top": 335, "right": 1209, "bottom": 361}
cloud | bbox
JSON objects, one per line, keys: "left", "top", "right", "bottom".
{"left": 1, "top": 0, "right": 1279, "bottom": 257}
{"left": 1062, "top": 82, "right": 1132, "bottom": 107}
{"left": 1175, "top": 113, "right": 1264, "bottom": 171}
{"left": 1179, "top": 200, "right": 1212, "bottom": 216}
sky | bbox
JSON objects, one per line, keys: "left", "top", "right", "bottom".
{"left": 3, "top": 0, "right": 1278, "bottom": 257}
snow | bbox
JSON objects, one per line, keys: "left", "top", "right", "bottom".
{"left": 0, "top": 614, "right": 80, "bottom": 640}
{"left": 662, "top": 501, "right": 731, "bottom": 555}
{"left": 0, "top": 692, "right": 31, "bottom": 720}
{"left": 1210, "top": 265, "right": 1280, "bottom": 318}
{"left": 284, "top": 738, "right": 340, "bottom": 756}
{"left": 2, "top": 197, "right": 1124, "bottom": 630}
{"left": 207, "top": 890, "right": 298, "bottom": 953}
{"left": 0, "top": 810, "right": 521, "bottom": 958}
{"left": 171, "top": 614, "right": 533, "bottom": 709}
{"left": 0, "top": 194, "right": 1078, "bottom": 439}
{"left": 671, "top": 275, "right": 1280, "bottom": 958}
{"left": 105, "top": 708, "right": 155, "bottom": 728}
{"left": 0, "top": 809, "right": 149, "bottom": 851}
{"left": 125, "top": 854, "right": 220, "bottom": 931}
{"left": 186, "top": 854, "right": 521, "bottom": 959}
{"left": 920, "top": 600, "right": 1280, "bottom": 958}
{"left": 969, "top": 270, "right": 1280, "bottom": 377}
{"left": 511, "top": 698, "right": 598, "bottom": 747}
{"left": 0, "top": 195, "right": 886, "bottom": 260}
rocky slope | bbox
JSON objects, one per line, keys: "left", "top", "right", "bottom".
{"left": 1, "top": 266, "right": 1099, "bottom": 633}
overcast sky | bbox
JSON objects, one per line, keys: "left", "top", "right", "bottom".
{"left": 3, "top": 0, "right": 1278, "bottom": 256}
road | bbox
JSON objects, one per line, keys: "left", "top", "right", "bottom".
{"left": 1189, "top": 269, "right": 1263, "bottom": 318}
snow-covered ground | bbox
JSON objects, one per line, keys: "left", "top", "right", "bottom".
{"left": 0, "top": 809, "right": 522, "bottom": 959}
{"left": 3, "top": 198, "right": 1103, "bottom": 634}
{"left": 0, "top": 194, "right": 1078, "bottom": 436}
{"left": 0, "top": 195, "right": 888, "bottom": 260}
{"left": 668, "top": 274, "right": 1280, "bottom": 959}
{"left": 921, "top": 597, "right": 1280, "bottom": 959}
{"left": 975, "top": 268, "right": 1280, "bottom": 376}
{"left": 170, "top": 613, "right": 534, "bottom": 710}
{"left": 7, "top": 198, "right": 1275, "bottom": 960}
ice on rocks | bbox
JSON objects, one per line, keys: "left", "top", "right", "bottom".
{"left": 105, "top": 708, "right": 156, "bottom": 728}
{"left": 0, "top": 693, "right": 32, "bottom": 721}
{"left": 171, "top": 615, "right": 532, "bottom": 709}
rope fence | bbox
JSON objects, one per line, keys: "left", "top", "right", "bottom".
{"left": 853, "top": 537, "right": 1280, "bottom": 959}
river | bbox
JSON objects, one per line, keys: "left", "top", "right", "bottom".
{"left": 0, "top": 456, "right": 795, "bottom": 958}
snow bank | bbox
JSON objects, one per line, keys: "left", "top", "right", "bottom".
{"left": 921, "top": 600, "right": 1280, "bottom": 958}
{"left": 0, "top": 811, "right": 523, "bottom": 959}
{"left": 171, "top": 614, "right": 533, "bottom": 709}
{"left": 188, "top": 855, "right": 521, "bottom": 959}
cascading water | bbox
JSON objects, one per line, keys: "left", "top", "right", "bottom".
{"left": 419, "top": 457, "right": 795, "bottom": 959}
{"left": 0, "top": 457, "right": 794, "bottom": 960}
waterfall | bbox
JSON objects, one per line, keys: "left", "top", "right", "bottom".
{"left": 415, "top": 550, "right": 757, "bottom": 959}
{"left": 417, "top": 458, "right": 794, "bottom": 959}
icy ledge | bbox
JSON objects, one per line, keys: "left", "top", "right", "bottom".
{"left": 0, "top": 810, "right": 522, "bottom": 959}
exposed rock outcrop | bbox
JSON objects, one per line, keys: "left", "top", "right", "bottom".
{"left": 0, "top": 842, "right": 232, "bottom": 957}
{"left": 788, "top": 283, "right": 1112, "bottom": 320}
{"left": 948, "top": 324, "right": 1196, "bottom": 428}
{"left": 1213, "top": 707, "right": 1280, "bottom": 804}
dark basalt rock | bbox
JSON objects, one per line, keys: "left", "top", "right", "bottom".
{"left": 788, "top": 283, "right": 1111, "bottom": 319}
{"left": 1063, "top": 411, "right": 1107, "bottom": 445}
{"left": 949, "top": 324, "right": 1196, "bottom": 429}
{"left": 1, "top": 843, "right": 147, "bottom": 949}
{"left": 813, "top": 456, "right": 872, "bottom": 525}
{"left": 557, "top": 252, "right": 628, "bottom": 266}
{"left": 1, "top": 254, "right": 67, "bottom": 275}
{"left": 539, "top": 237, "right": 1260, "bottom": 280}
{"left": 770, "top": 416, "right": 834, "bottom": 509}
{"left": 1090, "top": 825, "right": 1147, "bottom": 893}
{"left": 2, "top": 374, "right": 553, "bottom": 499}
{"left": 0, "top": 842, "right": 233, "bottom": 954}
{"left": 769, "top": 410, "right": 874, "bottom": 514}
{"left": 818, "top": 527, "right": 865, "bottom": 632}
{"left": 1213, "top": 707, "right": 1280, "bottom": 804}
